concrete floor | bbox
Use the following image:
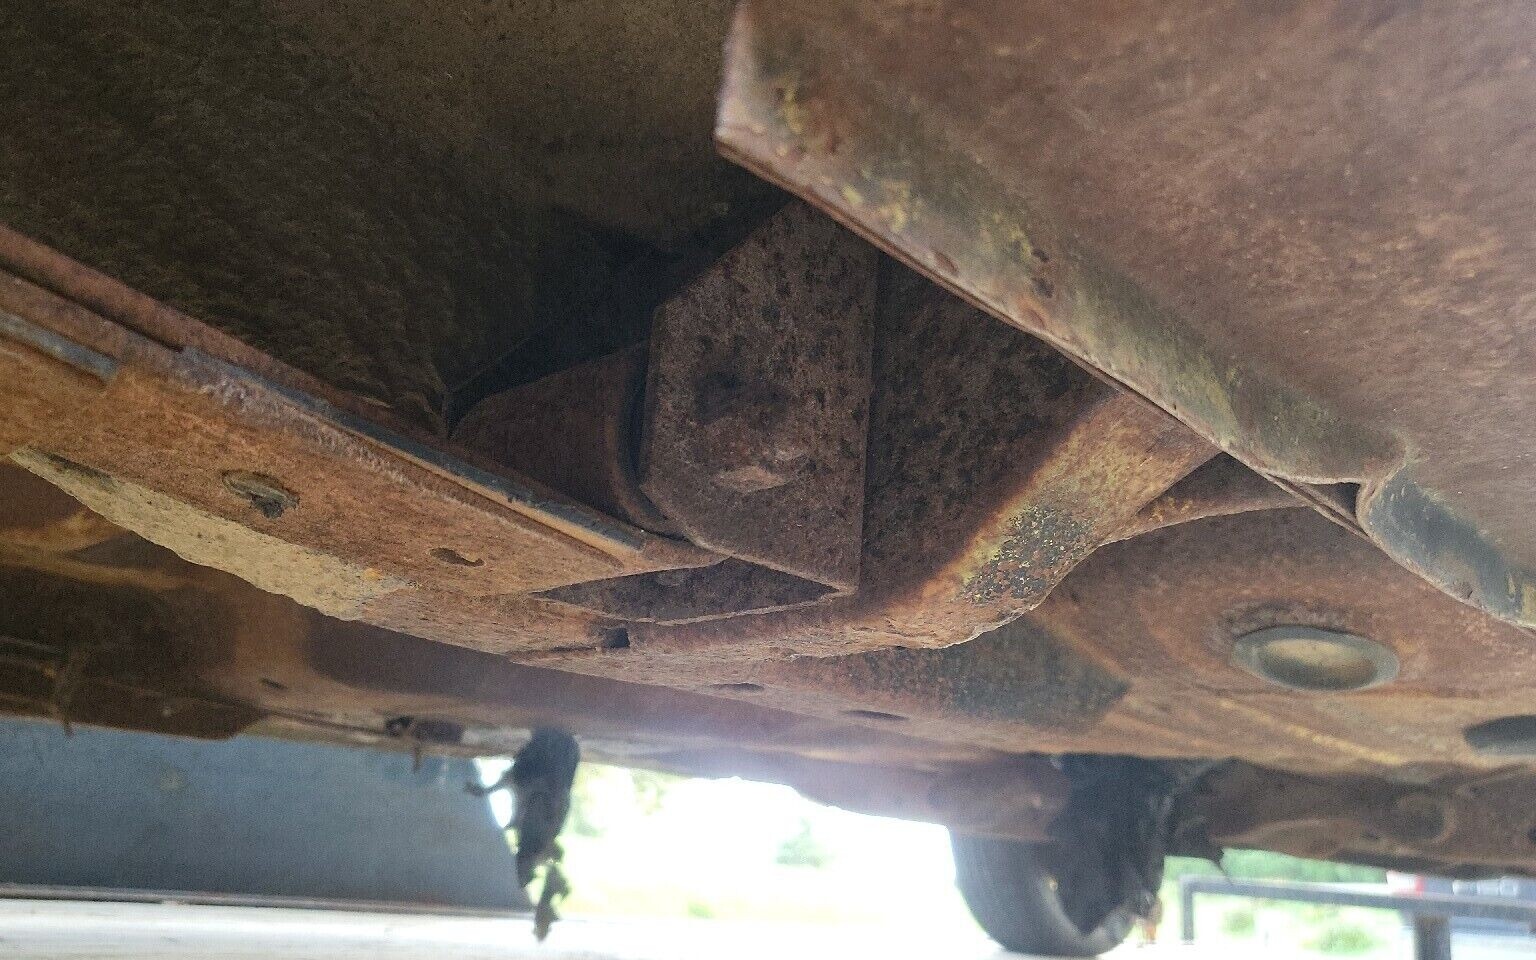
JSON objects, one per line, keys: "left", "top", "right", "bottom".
{"left": 0, "top": 900, "right": 997, "bottom": 960}
{"left": 0, "top": 899, "right": 1532, "bottom": 960}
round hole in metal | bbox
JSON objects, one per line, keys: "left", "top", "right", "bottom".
{"left": 1232, "top": 626, "right": 1398, "bottom": 692}
{"left": 707, "top": 682, "right": 765, "bottom": 694}
{"left": 1464, "top": 715, "right": 1536, "bottom": 757}
{"left": 842, "top": 708, "right": 907, "bottom": 723}
{"left": 430, "top": 547, "right": 484, "bottom": 567}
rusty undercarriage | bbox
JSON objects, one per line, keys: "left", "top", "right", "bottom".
{"left": 3, "top": 0, "right": 1536, "bottom": 933}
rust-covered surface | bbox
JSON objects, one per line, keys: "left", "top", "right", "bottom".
{"left": 0, "top": 457, "right": 1064, "bottom": 836}
{"left": 640, "top": 202, "right": 876, "bottom": 592}
{"left": 716, "top": 0, "right": 1536, "bottom": 632}
{"left": 1110, "top": 455, "right": 1300, "bottom": 545}
{"left": 764, "top": 507, "right": 1536, "bottom": 771}
{"left": 6, "top": 0, "right": 1536, "bottom": 881}
{"left": 454, "top": 347, "right": 677, "bottom": 536}
{"left": 0, "top": 0, "right": 769, "bottom": 430}
{"left": 1192, "top": 763, "right": 1536, "bottom": 874}
{"left": 522, "top": 273, "right": 1212, "bottom": 671}
{"left": 537, "top": 559, "right": 833, "bottom": 626}
{"left": 0, "top": 231, "right": 714, "bottom": 651}
{"left": 0, "top": 216, "right": 1208, "bottom": 664}
{"left": 2, "top": 442, "right": 1536, "bottom": 866}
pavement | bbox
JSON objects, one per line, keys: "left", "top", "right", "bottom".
{"left": 0, "top": 898, "right": 1533, "bottom": 960}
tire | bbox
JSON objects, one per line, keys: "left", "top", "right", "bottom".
{"left": 951, "top": 833, "right": 1136, "bottom": 957}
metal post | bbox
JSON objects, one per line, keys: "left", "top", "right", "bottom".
{"left": 1180, "top": 876, "right": 1197, "bottom": 943}
{"left": 1412, "top": 914, "right": 1453, "bottom": 960}
{"left": 1175, "top": 875, "right": 1533, "bottom": 953}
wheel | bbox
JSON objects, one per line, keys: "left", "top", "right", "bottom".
{"left": 951, "top": 833, "right": 1137, "bottom": 957}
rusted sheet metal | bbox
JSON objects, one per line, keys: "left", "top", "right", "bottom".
{"left": 738, "top": 508, "right": 1536, "bottom": 772}
{"left": 748, "top": 616, "right": 1131, "bottom": 737}
{"left": 0, "top": 230, "right": 715, "bottom": 651}
{"left": 6, "top": 461, "right": 1536, "bottom": 865}
{"left": 0, "top": 488, "right": 999, "bottom": 773}
{"left": 456, "top": 340, "right": 840, "bottom": 624}
{"left": 456, "top": 201, "right": 882, "bottom": 626}
{"left": 536, "top": 558, "right": 832, "bottom": 625}
{"left": 0, "top": 464, "right": 1012, "bottom": 785}
{"left": 0, "top": 466, "right": 122, "bottom": 556}
{"left": 525, "top": 506, "right": 1536, "bottom": 779}
{"left": 1029, "top": 507, "right": 1536, "bottom": 770}
{"left": 269, "top": 594, "right": 1068, "bottom": 840}
{"left": 639, "top": 201, "right": 875, "bottom": 592}
{"left": 715, "top": 0, "right": 1536, "bottom": 631}
{"left": 1110, "top": 455, "right": 1301, "bottom": 545}
{"left": 642, "top": 748, "right": 1066, "bottom": 840}
{"left": 0, "top": 545, "right": 261, "bottom": 741}
{"left": 528, "top": 278, "right": 1213, "bottom": 672}
{"left": 1193, "top": 763, "right": 1536, "bottom": 873}
{"left": 453, "top": 347, "right": 678, "bottom": 536}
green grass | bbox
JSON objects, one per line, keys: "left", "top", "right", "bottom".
{"left": 1308, "top": 923, "right": 1380, "bottom": 955}
{"left": 1222, "top": 905, "right": 1257, "bottom": 936}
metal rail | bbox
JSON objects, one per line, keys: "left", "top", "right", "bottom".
{"left": 1179, "top": 876, "right": 1536, "bottom": 960}
{"left": 0, "top": 884, "right": 523, "bottom": 918}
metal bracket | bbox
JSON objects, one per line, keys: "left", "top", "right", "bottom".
{"left": 639, "top": 202, "right": 876, "bottom": 593}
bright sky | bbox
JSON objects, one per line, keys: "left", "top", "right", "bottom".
{"left": 476, "top": 759, "right": 976, "bottom": 928}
